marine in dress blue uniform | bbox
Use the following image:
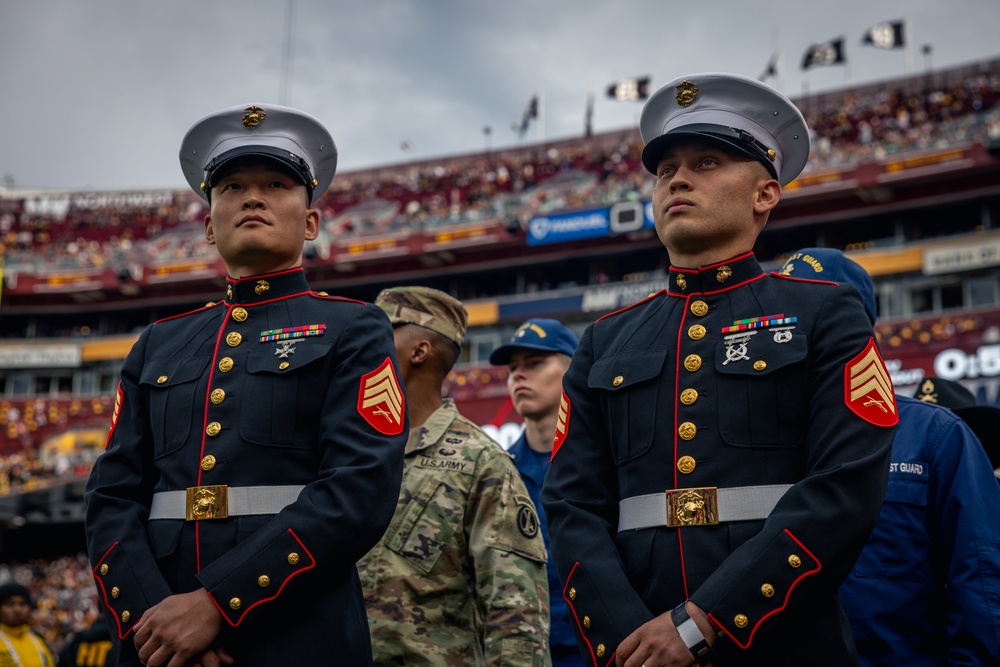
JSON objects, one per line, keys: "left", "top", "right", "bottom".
{"left": 491, "top": 319, "right": 583, "bottom": 667}
{"left": 781, "top": 249, "right": 1000, "bottom": 665}
{"left": 541, "top": 74, "right": 898, "bottom": 666}
{"left": 84, "top": 104, "right": 407, "bottom": 666}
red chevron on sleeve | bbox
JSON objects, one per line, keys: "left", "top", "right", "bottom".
{"left": 358, "top": 357, "right": 405, "bottom": 435}
{"left": 552, "top": 390, "right": 571, "bottom": 460}
{"left": 844, "top": 338, "right": 898, "bottom": 427}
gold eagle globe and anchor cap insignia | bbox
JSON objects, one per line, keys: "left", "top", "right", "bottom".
{"left": 640, "top": 72, "right": 810, "bottom": 186}
{"left": 179, "top": 102, "right": 338, "bottom": 204}
{"left": 675, "top": 80, "right": 699, "bottom": 107}
{"left": 241, "top": 105, "right": 267, "bottom": 129}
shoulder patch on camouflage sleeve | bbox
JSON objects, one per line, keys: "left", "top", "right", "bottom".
{"left": 493, "top": 473, "right": 547, "bottom": 562}
{"left": 844, "top": 338, "right": 898, "bottom": 427}
{"left": 552, "top": 390, "right": 571, "bottom": 460}
{"left": 358, "top": 357, "right": 405, "bottom": 435}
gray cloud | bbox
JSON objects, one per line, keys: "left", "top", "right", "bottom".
{"left": 1, "top": 0, "right": 997, "bottom": 190}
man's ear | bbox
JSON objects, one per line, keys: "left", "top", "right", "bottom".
{"left": 753, "top": 178, "right": 782, "bottom": 216}
{"left": 409, "top": 338, "right": 432, "bottom": 366}
{"left": 204, "top": 214, "right": 216, "bottom": 245}
{"left": 304, "top": 208, "right": 320, "bottom": 241}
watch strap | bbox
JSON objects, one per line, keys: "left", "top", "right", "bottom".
{"left": 671, "top": 602, "right": 712, "bottom": 664}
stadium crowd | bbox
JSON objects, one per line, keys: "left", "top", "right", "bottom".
{"left": 1, "top": 66, "right": 998, "bottom": 277}
{"left": 0, "top": 553, "right": 102, "bottom": 657}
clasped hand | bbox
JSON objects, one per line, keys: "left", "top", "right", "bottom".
{"left": 133, "top": 589, "right": 232, "bottom": 667}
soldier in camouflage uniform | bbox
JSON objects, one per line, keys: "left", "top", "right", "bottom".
{"left": 359, "top": 286, "right": 551, "bottom": 667}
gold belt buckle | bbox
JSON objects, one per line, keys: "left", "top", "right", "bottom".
{"left": 186, "top": 485, "right": 229, "bottom": 521}
{"left": 665, "top": 487, "right": 719, "bottom": 527}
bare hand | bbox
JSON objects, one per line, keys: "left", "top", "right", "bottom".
{"left": 187, "top": 646, "right": 235, "bottom": 667}
{"left": 133, "top": 589, "right": 223, "bottom": 667}
{"left": 615, "top": 610, "right": 695, "bottom": 667}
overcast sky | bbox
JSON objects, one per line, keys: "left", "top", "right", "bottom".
{"left": 2, "top": 0, "right": 998, "bottom": 192}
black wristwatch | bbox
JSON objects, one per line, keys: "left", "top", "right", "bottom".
{"left": 671, "top": 601, "right": 713, "bottom": 665}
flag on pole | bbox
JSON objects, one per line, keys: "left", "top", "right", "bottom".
{"left": 606, "top": 76, "right": 651, "bottom": 102}
{"left": 802, "top": 37, "right": 846, "bottom": 69}
{"left": 759, "top": 52, "right": 779, "bottom": 82}
{"left": 584, "top": 94, "right": 594, "bottom": 138}
{"left": 519, "top": 95, "right": 538, "bottom": 138}
{"left": 862, "top": 20, "right": 905, "bottom": 49}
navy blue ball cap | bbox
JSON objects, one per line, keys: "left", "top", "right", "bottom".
{"left": 489, "top": 318, "right": 579, "bottom": 366}
{"left": 640, "top": 72, "right": 809, "bottom": 186}
{"left": 779, "top": 248, "right": 877, "bottom": 326}
{"left": 179, "top": 103, "right": 337, "bottom": 204}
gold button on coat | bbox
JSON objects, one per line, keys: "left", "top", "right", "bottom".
{"left": 121, "top": 610, "right": 130, "bottom": 623}
{"left": 753, "top": 360, "right": 767, "bottom": 371}
{"left": 684, "top": 354, "right": 702, "bottom": 372}
{"left": 258, "top": 575, "right": 271, "bottom": 588}
{"left": 678, "top": 422, "right": 697, "bottom": 440}
{"left": 596, "top": 645, "right": 606, "bottom": 658}
{"left": 156, "top": 375, "right": 168, "bottom": 384}
{"left": 100, "top": 564, "right": 109, "bottom": 575}
{"left": 612, "top": 375, "right": 624, "bottom": 387}
{"left": 677, "top": 456, "right": 696, "bottom": 474}
{"left": 680, "top": 388, "right": 698, "bottom": 405}
{"left": 230, "top": 598, "right": 241, "bottom": 610}
{"left": 226, "top": 331, "right": 242, "bottom": 347}
{"left": 568, "top": 588, "right": 576, "bottom": 601}
{"left": 210, "top": 389, "right": 226, "bottom": 404}
{"left": 690, "top": 300, "right": 709, "bottom": 317}
{"left": 232, "top": 307, "right": 248, "bottom": 322}
{"left": 279, "top": 361, "right": 290, "bottom": 370}
{"left": 218, "top": 357, "right": 234, "bottom": 373}
{"left": 583, "top": 616, "right": 591, "bottom": 628}
{"left": 761, "top": 583, "right": 775, "bottom": 598}
{"left": 788, "top": 554, "right": 801, "bottom": 568}
{"left": 288, "top": 553, "right": 300, "bottom": 565}
{"left": 206, "top": 422, "right": 221, "bottom": 437}
{"left": 688, "top": 324, "right": 707, "bottom": 340}
{"left": 111, "top": 587, "right": 120, "bottom": 598}
{"left": 201, "top": 455, "right": 217, "bottom": 471}
{"left": 734, "top": 614, "right": 748, "bottom": 628}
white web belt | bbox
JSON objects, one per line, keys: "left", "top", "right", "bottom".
{"left": 618, "top": 484, "right": 792, "bottom": 531}
{"left": 149, "top": 485, "right": 305, "bottom": 521}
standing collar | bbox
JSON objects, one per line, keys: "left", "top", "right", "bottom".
{"left": 224, "top": 267, "right": 311, "bottom": 305}
{"left": 667, "top": 252, "right": 764, "bottom": 296}
{"left": 406, "top": 399, "right": 460, "bottom": 456}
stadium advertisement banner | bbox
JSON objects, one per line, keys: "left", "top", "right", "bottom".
{"left": 581, "top": 279, "right": 667, "bottom": 312}
{"left": 527, "top": 201, "right": 656, "bottom": 246}
{"left": 924, "top": 238, "right": 1000, "bottom": 275}
{"left": 0, "top": 344, "right": 81, "bottom": 369}
{"left": 526, "top": 207, "right": 610, "bottom": 246}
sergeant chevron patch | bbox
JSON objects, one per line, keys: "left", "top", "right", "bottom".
{"left": 358, "top": 357, "right": 405, "bottom": 435}
{"left": 552, "top": 390, "right": 571, "bottom": 459}
{"left": 844, "top": 338, "right": 898, "bottom": 427}
{"left": 106, "top": 381, "right": 123, "bottom": 449}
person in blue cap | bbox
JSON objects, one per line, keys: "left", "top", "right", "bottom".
{"left": 782, "top": 247, "right": 1000, "bottom": 666}
{"left": 542, "top": 73, "right": 897, "bottom": 667}
{"left": 84, "top": 104, "right": 406, "bottom": 667}
{"left": 490, "top": 318, "right": 582, "bottom": 667}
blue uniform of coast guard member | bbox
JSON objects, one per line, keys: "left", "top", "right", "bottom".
{"left": 780, "top": 248, "right": 1000, "bottom": 666}
{"left": 542, "top": 74, "right": 898, "bottom": 667}
{"left": 490, "top": 319, "right": 583, "bottom": 667}
{"left": 84, "top": 104, "right": 407, "bottom": 667}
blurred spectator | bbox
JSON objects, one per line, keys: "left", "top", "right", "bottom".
{"left": 0, "top": 581, "right": 56, "bottom": 667}
{"left": 55, "top": 616, "right": 113, "bottom": 667}
{"left": 0, "top": 555, "right": 102, "bottom": 659}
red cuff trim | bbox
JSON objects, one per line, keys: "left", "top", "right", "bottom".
{"left": 209, "top": 528, "right": 316, "bottom": 628}
{"left": 709, "top": 529, "right": 821, "bottom": 650}
{"left": 93, "top": 542, "right": 132, "bottom": 640}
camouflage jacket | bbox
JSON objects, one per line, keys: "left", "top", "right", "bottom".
{"left": 358, "top": 399, "right": 551, "bottom": 666}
